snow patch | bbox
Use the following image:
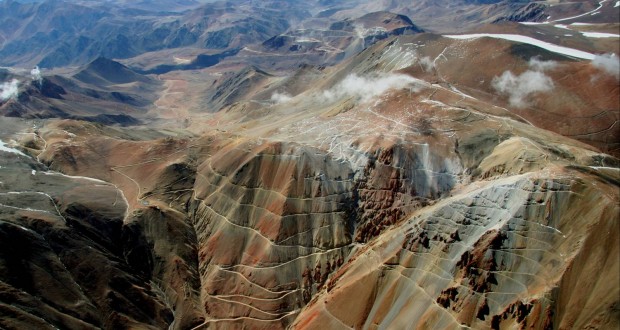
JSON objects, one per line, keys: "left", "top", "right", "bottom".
{"left": 581, "top": 32, "right": 620, "bottom": 38}
{"left": 42, "top": 171, "right": 109, "bottom": 184}
{"left": 449, "top": 85, "right": 476, "bottom": 100}
{"left": 553, "top": 0, "right": 606, "bottom": 22}
{"left": 444, "top": 34, "right": 595, "bottom": 60}
{"left": 0, "top": 141, "right": 27, "bottom": 156}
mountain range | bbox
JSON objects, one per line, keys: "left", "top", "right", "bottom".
{"left": 0, "top": 0, "right": 618, "bottom": 329}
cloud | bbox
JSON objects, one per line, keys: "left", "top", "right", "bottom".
{"left": 528, "top": 57, "right": 557, "bottom": 71}
{"left": 323, "top": 73, "right": 425, "bottom": 103}
{"left": 592, "top": 53, "right": 619, "bottom": 79}
{"left": 419, "top": 56, "right": 434, "bottom": 72}
{"left": 492, "top": 57, "right": 556, "bottom": 108}
{"left": 270, "top": 92, "right": 292, "bottom": 104}
{"left": 31, "top": 66, "right": 42, "bottom": 85}
{"left": 492, "top": 70, "right": 554, "bottom": 108}
{"left": 354, "top": 24, "right": 366, "bottom": 39}
{"left": 0, "top": 79, "right": 19, "bottom": 101}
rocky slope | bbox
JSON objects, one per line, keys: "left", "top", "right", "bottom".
{"left": 0, "top": 1, "right": 618, "bottom": 329}
{"left": 1, "top": 33, "right": 616, "bottom": 329}
{"left": 0, "top": 58, "right": 162, "bottom": 124}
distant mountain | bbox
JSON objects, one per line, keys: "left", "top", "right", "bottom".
{"left": 74, "top": 57, "right": 154, "bottom": 86}
{"left": 0, "top": 0, "right": 301, "bottom": 68}
{"left": 0, "top": 0, "right": 570, "bottom": 68}
{"left": 254, "top": 11, "right": 423, "bottom": 70}
{"left": 493, "top": 2, "right": 548, "bottom": 23}
{"left": 329, "top": 11, "right": 423, "bottom": 34}
{"left": 0, "top": 58, "right": 162, "bottom": 124}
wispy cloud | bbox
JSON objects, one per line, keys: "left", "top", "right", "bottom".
{"left": 0, "top": 79, "right": 19, "bottom": 101}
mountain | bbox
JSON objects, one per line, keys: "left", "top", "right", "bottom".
{"left": 0, "top": 0, "right": 618, "bottom": 329}
{"left": 254, "top": 11, "right": 423, "bottom": 69}
{"left": 0, "top": 58, "right": 162, "bottom": 124}
{"left": 1, "top": 0, "right": 599, "bottom": 68}
{"left": 0, "top": 0, "right": 300, "bottom": 68}
{"left": 74, "top": 57, "right": 155, "bottom": 86}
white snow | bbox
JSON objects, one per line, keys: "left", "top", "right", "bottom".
{"left": 590, "top": 166, "right": 620, "bottom": 171}
{"left": 547, "top": 22, "right": 620, "bottom": 38}
{"left": 31, "top": 170, "right": 36, "bottom": 175}
{"left": 615, "top": 1, "right": 619, "bottom": 7}
{"left": 42, "top": 171, "right": 108, "bottom": 184}
{"left": 553, "top": 0, "right": 607, "bottom": 22}
{"left": 581, "top": 32, "right": 620, "bottom": 38}
{"left": 444, "top": 33, "right": 595, "bottom": 60}
{"left": 0, "top": 140, "right": 27, "bottom": 156}
{"left": 449, "top": 85, "right": 476, "bottom": 99}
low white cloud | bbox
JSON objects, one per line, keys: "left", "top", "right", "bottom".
{"left": 0, "top": 79, "right": 19, "bottom": 101}
{"left": 323, "top": 73, "right": 425, "bottom": 103}
{"left": 30, "top": 66, "right": 42, "bottom": 85}
{"left": 528, "top": 57, "right": 557, "bottom": 71}
{"left": 354, "top": 24, "right": 366, "bottom": 39}
{"left": 270, "top": 92, "right": 293, "bottom": 104}
{"left": 592, "top": 53, "right": 619, "bottom": 79}
{"left": 419, "top": 56, "right": 435, "bottom": 72}
{"left": 492, "top": 70, "right": 554, "bottom": 108}
{"left": 492, "top": 57, "right": 556, "bottom": 108}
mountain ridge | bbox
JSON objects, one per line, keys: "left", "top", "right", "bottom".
{"left": 0, "top": 0, "right": 618, "bottom": 329}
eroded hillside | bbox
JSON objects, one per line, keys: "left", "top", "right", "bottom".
{"left": 0, "top": 1, "right": 618, "bottom": 329}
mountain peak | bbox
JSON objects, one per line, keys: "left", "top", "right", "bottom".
{"left": 74, "top": 57, "right": 150, "bottom": 86}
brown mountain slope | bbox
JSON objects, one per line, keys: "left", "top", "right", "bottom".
{"left": 0, "top": 9, "right": 618, "bottom": 329}
{"left": 2, "top": 33, "right": 613, "bottom": 329}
